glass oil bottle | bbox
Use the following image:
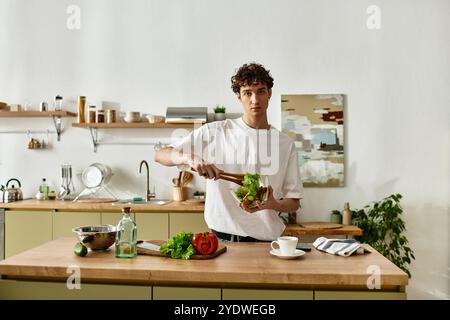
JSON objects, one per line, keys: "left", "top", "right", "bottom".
{"left": 115, "top": 207, "right": 137, "bottom": 258}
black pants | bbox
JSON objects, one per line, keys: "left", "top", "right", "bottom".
{"left": 211, "top": 229, "right": 266, "bottom": 243}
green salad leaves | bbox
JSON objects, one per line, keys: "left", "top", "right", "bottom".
{"left": 234, "top": 173, "right": 268, "bottom": 208}
{"left": 243, "top": 174, "right": 260, "bottom": 195}
{"left": 159, "top": 231, "right": 196, "bottom": 260}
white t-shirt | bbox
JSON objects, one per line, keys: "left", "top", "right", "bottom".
{"left": 169, "top": 117, "right": 303, "bottom": 241}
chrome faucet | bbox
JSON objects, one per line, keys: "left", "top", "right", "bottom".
{"left": 139, "top": 160, "right": 155, "bottom": 201}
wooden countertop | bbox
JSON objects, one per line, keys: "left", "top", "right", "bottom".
{"left": 0, "top": 199, "right": 204, "bottom": 213}
{"left": 284, "top": 223, "right": 363, "bottom": 236}
{"left": 1, "top": 200, "right": 363, "bottom": 236}
{"left": 0, "top": 238, "right": 407, "bottom": 290}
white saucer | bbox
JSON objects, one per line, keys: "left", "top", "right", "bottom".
{"left": 270, "top": 249, "right": 305, "bottom": 260}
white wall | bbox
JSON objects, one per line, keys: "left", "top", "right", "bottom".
{"left": 0, "top": 0, "right": 448, "bottom": 299}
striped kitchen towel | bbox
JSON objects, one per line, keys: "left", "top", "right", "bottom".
{"left": 313, "top": 237, "right": 371, "bottom": 257}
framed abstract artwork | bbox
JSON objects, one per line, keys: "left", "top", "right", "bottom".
{"left": 281, "top": 94, "right": 345, "bottom": 187}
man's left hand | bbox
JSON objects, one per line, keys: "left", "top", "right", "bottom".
{"left": 240, "top": 185, "right": 277, "bottom": 213}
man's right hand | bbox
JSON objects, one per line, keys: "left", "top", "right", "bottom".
{"left": 186, "top": 154, "right": 221, "bottom": 180}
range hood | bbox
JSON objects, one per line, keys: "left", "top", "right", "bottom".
{"left": 165, "top": 107, "right": 208, "bottom": 124}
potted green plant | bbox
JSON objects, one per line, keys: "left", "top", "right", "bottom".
{"left": 351, "top": 193, "right": 415, "bottom": 277}
{"left": 213, "top": 105, "right": 226, "bottom": 121}
{"left": 330, "top": 210, "right": 342, "bottom": 224}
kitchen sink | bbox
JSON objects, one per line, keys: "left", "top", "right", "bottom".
{"left": 112, "top": 199, "right": 171, "bottom": 206}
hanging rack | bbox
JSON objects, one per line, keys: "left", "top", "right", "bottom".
{"left": 88, "top": 127, "right": 172, "bottom": 152}
{"left": 0, "top": 115, "right": 65, "bottom": 141}
{"left": 0, "top": 111, "right": 77, "bottom": 141}
{"left": 0, "top": 129, "right": 56, "bottom": 135}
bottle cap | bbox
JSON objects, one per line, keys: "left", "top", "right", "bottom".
{"left": 122, "top": 207, "right": 131, "bottom": 213}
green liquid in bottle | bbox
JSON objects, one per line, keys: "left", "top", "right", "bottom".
{"left": 115, "top": 207, "right": 137, "bottom": 259}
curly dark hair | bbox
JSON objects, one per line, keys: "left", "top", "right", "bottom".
{"left": 231, "top": 63, "right": 274, "bottom": 94}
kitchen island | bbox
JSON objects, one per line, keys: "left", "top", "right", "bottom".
{"left": 0, "top": 238, "right": 407, "bottom": 300}
{"left": 1, "top": 200, "right": 362, "bottom": 259}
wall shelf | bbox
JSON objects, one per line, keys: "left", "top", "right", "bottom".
{"left": 72, "top": 121, "right": 199, "bottom": 152}
{"left": 72, "top": 122, "right": 196, "bottom": 129}
{"left": 0, "top": 111, "right": 77, "bottom": 141}
{"left": 0, "top": 111, "right": 77, "bottom": 118}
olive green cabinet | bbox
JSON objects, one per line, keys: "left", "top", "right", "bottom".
{"left": 101, "top": 212, "right": 135, "bottom": 226}
{"left": 314, "top": 290, "right": 406, "bottom": 300}
{"left": 53, "top": 211, "right": 101, "bottom": 239}
{"left": 5, "top": 211, "right": 52, "bottom": 258}
{"left": 135, "top": 213, "right": 169, "bottom": 240}
{"left": 169, "top": 213, "right": 209, "bottom": 237}
{"left": 0, "top": 280, "right": 405, "bottom": 300}
{"left": 153, "top": 286, "right": 221, "bottom": 300}
{"left": 0, "top": 279, "right": 151, "bottom": 300}
{"left": 222, "top": 288, "right": 313, "bottom": 300}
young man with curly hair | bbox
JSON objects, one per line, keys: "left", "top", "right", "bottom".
{"left": 155, "top": 63, "right": 303, "bottom": 242}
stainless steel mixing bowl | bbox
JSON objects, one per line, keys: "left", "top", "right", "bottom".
{"left": 72, "top": 225, "right": 117, "bottom": 251}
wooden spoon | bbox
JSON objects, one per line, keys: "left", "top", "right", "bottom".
{"left": 177, "top": 171, "right": 183, "bottom": 187}
{"left": 181, "top": 171, "right": 193, "bottom": 187}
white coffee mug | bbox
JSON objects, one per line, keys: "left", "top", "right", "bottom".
{"left": 271, "top": 236, "right": 298, "bottom": 256}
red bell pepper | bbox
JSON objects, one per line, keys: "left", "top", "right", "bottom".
{"left": 192, "top": 232, "right": 218, "bottom": 255}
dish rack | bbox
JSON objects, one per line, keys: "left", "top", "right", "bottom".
{"left": 73, "top": 163, "right": 117, "bottom": 202}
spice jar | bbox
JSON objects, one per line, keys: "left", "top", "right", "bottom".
{"left": 96, "top": 109, "right": 105, "bottom": 123}
{"left": 77, "top": 96, "right": 86, "bottom": 123}
{"left": 39, "top": 101, "right": 48, "bottom": 112}
{"left": 106, "top": 109, "right": 116, "bottom": 123}
{"left": 88, "top": 106, "right": 96, "bottom": 123}
{"left": 54, "top": 95, "right": 63, "bottom": 111}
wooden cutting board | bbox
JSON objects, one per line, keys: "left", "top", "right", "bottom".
{"left": 137, "top": 240, "right": 227, "bottom": 260}
{"left": 181, "top": 199, "right": 205, "bottom": 205}
{"left": 299, "top": 222, "right": 343, "bottom": 229}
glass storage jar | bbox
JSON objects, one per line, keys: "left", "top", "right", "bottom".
{"left": 106, "top": 109, "right": 116, "bottom": 123}
{"left": 88, "top": 106, "right": 96, "bottom": 123}
{"left": 96, "top": 109, "right": 105, "bottom": 123}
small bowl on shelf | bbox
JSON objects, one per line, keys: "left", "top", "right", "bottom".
{"left": 146, "top": 115, "right": 165, "bottom": 124}
{"left": 124, "top": 117, "right": 141, "bottom": 123}
{"left": 123, "top": 111, "right": 141, "bottom": 123}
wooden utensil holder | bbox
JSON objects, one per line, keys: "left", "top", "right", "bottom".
{"left": 173, "top": 186, "right": 188, "bottom": 201}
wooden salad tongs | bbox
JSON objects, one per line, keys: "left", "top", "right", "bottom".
{"left": 190, "top": 168, "right": 245, "bottom": 186}
{"left": 217, "top": 171, "right": 245, "bottom": 186}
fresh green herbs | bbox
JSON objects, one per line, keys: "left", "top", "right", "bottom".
{"left": 159, "top": 231, "right": 196, "bottom": 260}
